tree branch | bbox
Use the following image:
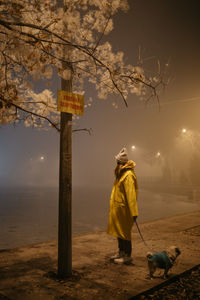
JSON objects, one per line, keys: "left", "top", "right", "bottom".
{"left": 72, "top": 128, "right": 92, "bottom": 135}
{"left": 0, "top": 95, "right": 60, "bottom": 131}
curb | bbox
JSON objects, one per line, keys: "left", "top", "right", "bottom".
{"left": 129, "top": 264, "right": 200, "bottom": 300}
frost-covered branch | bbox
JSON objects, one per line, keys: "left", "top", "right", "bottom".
{"left": 0, "top": 0, "right": 165, "bottom": 129}
{"left": 0, "top": 94, "right": 60, "bottom": 131}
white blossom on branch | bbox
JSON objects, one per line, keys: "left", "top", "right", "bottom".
{"left": 0, "top": 0, "right": 165, "bottom": 131}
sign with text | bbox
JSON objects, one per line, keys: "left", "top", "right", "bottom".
{"left": 57, "top": 90, "right": 84, "bottom": 115}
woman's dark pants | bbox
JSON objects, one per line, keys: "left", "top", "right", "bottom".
{"left": 117, "top": 238, "right": 132, "bottom": 256}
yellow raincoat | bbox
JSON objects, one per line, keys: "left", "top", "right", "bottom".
{"left": 107, "top": 160, "right": 138, "bottom": 241}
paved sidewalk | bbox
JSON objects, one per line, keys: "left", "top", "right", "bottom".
{"left": 0, "top": 211, "right": 200, "bottom": 300}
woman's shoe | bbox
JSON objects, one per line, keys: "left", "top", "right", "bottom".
{"left": 110, "top": 251, "right": 124, "bottom": 261}
{"left": 114, "top": 255, "right": 132, "bottom": 265}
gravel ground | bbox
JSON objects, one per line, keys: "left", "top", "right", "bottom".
{"left": 133, "top": 265, "right": 200, "bottom": 300}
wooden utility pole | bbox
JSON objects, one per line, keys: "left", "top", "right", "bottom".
{"left": 58, "top": 0, "right": 73, "bottom": 278}
{"left": 58, "top": 75, "right": 73, "bottom": 278}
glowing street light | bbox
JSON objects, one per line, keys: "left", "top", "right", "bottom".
{"left": 40, "top": 156, "right": 45, "bottom": 161}
{"left": 156, "top": 152, "right": 161, "bottom": 158}
{"left": 180, "top": 127, "right": 196, "bottom": 149}
{"left": 131, "top": 145, "right": 136, "bottom": 150}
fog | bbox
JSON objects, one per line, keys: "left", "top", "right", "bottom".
{"left": 1, "top": 0, "right": 200, "bottom": 190}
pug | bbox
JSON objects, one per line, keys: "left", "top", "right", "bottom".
{"left": 146, "top": 246, "right": 181, "bottom": 279}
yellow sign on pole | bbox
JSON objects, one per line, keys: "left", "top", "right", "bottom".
{"left": 57, "top": 90, "right": 84, "bottom": 115}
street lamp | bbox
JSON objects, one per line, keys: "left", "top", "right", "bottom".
{"left": 180, "top": 127, "right": 196, "bottom": 149}
{"left": 131, "top": 145, "right": 136, "bottom": 150}
{"left": 156, "top": 152, "right": 161, "bottom": 157}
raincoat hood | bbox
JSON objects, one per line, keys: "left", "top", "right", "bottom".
{"left": 121, "top": 160, "right": 136, "bottom": 170}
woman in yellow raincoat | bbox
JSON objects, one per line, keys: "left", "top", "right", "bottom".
{"left": 107, "top": 147, "right": 138, "bottom": 264}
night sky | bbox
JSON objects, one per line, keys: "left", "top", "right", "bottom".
{"left": 1, "top": 0, "right": 200, "bottom": 188}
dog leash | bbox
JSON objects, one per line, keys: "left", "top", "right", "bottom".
{"left": 135, "top": 219, "right": 156, "bottom": 253}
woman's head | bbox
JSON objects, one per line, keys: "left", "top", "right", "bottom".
{"left": 115, "top": 147, "right": 128, "bottom": 164}
{"left": 115, "top": 148, "right": 128, "bottom": 180}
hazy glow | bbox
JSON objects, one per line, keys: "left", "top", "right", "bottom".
{"left": 156, "top": 152, "right": 161, "bottom": 157}
{"left": 40, "top": 156, "right": 45, "bottom": 160}
{"left": 1, "top": 0, "right": 200, "bottom": 188}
